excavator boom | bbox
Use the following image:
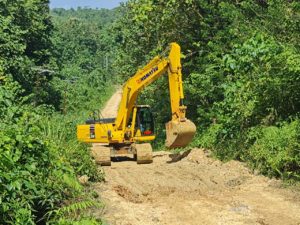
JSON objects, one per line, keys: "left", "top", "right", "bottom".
{"left": 114, "top": 42, "right": 196, "bottom": 148}
{"left": 77, "top": 42, "right": 196, "bottom": 165}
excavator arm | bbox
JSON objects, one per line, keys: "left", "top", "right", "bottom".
{"left": 115, "top": 42, "right": 196, "bottom": 148}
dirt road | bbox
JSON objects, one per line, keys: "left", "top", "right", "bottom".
{"left": 92, "top": 90, "right": 300, "bottom": 225}
{"left": 93, "top": 150, "right": 300, "bottom": 225}
{"left": 100, "top": 89, "right": 122, "bottom": 118}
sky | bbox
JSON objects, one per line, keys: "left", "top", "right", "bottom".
{"left": 50, "top": 0, "right": 125, "bottom": 9}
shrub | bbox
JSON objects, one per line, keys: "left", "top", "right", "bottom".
{"left": 247, "top": 120, "right": 300, "bottom": 180}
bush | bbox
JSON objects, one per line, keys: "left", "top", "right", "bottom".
{"left": 0, "top": 77, "right": 110, "bottom": 224}
{"left": 0, "top": 79, "right": 81, "bottom": 224}
{"left": 247, "top": 120, "right": 300, "bottom": 180}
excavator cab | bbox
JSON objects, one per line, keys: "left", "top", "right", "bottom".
{"left": 135, "top": 106, "right": 154, "bottom": 136}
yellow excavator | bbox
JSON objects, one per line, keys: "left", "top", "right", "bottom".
{"left": 77, "top": 43, "right": 196, "bottom": 165}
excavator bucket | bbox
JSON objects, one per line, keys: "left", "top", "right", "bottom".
{"left": 165, "top": 119, "right": 196, "bottom": 148}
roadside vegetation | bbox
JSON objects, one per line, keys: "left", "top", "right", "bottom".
{"left": 0, "top": 0, "right": 299, "bottom": 224}
{"left": 113, "top": 0, "right": 300, "bottom": 181}
{"left": 0, "top": 3, "right": 116, "bottom": 224}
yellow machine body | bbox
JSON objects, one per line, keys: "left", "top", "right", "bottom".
{"left": 77, "top": 42, "right": 196, "bottom": 151}
{"left": 77, "top": 105, "right": 156, "bottom": 144}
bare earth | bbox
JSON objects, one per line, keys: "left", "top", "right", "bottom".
{"left": 100, "top": 89, "right": 122, "bottom": 118}
{"left": 92, "top": 90, "right": 300, "bottom": 225}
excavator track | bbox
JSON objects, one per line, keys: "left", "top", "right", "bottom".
{"left": 91, "top": 144, "right": 111, "bottom": 166}
{"left": 133, "top": 143, "right": 153, "bottom": 164}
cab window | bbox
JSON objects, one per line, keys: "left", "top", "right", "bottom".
{"left": 136, "top": 107, "right": 154, "bottom": 136}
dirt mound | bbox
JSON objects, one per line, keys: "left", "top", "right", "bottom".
{"left": 92, "top": 149, "right": 300, "bottom": 225}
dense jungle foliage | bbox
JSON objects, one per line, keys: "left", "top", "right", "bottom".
{"left": 0, "top": 0, "right": 299, "bottom": 224}
{"left": 113, "top": 0, "right": 300, "bottom": 181}
{"left": 0, "top": 2, "right": 117, "bottom": 224}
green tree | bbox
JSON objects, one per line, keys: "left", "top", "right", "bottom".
{"left": 114, "top": 0, "right": 300, "bottom": 179}
{"left": 0, "top": 0, "right": 58, "bottom": 106}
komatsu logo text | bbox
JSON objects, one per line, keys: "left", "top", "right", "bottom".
{"left": 137, "top": 66, "right": 158, "bottom": 84}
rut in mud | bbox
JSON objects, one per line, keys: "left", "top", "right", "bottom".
{"left": 91, "top": 90, "right": 300, "bottom": 225}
